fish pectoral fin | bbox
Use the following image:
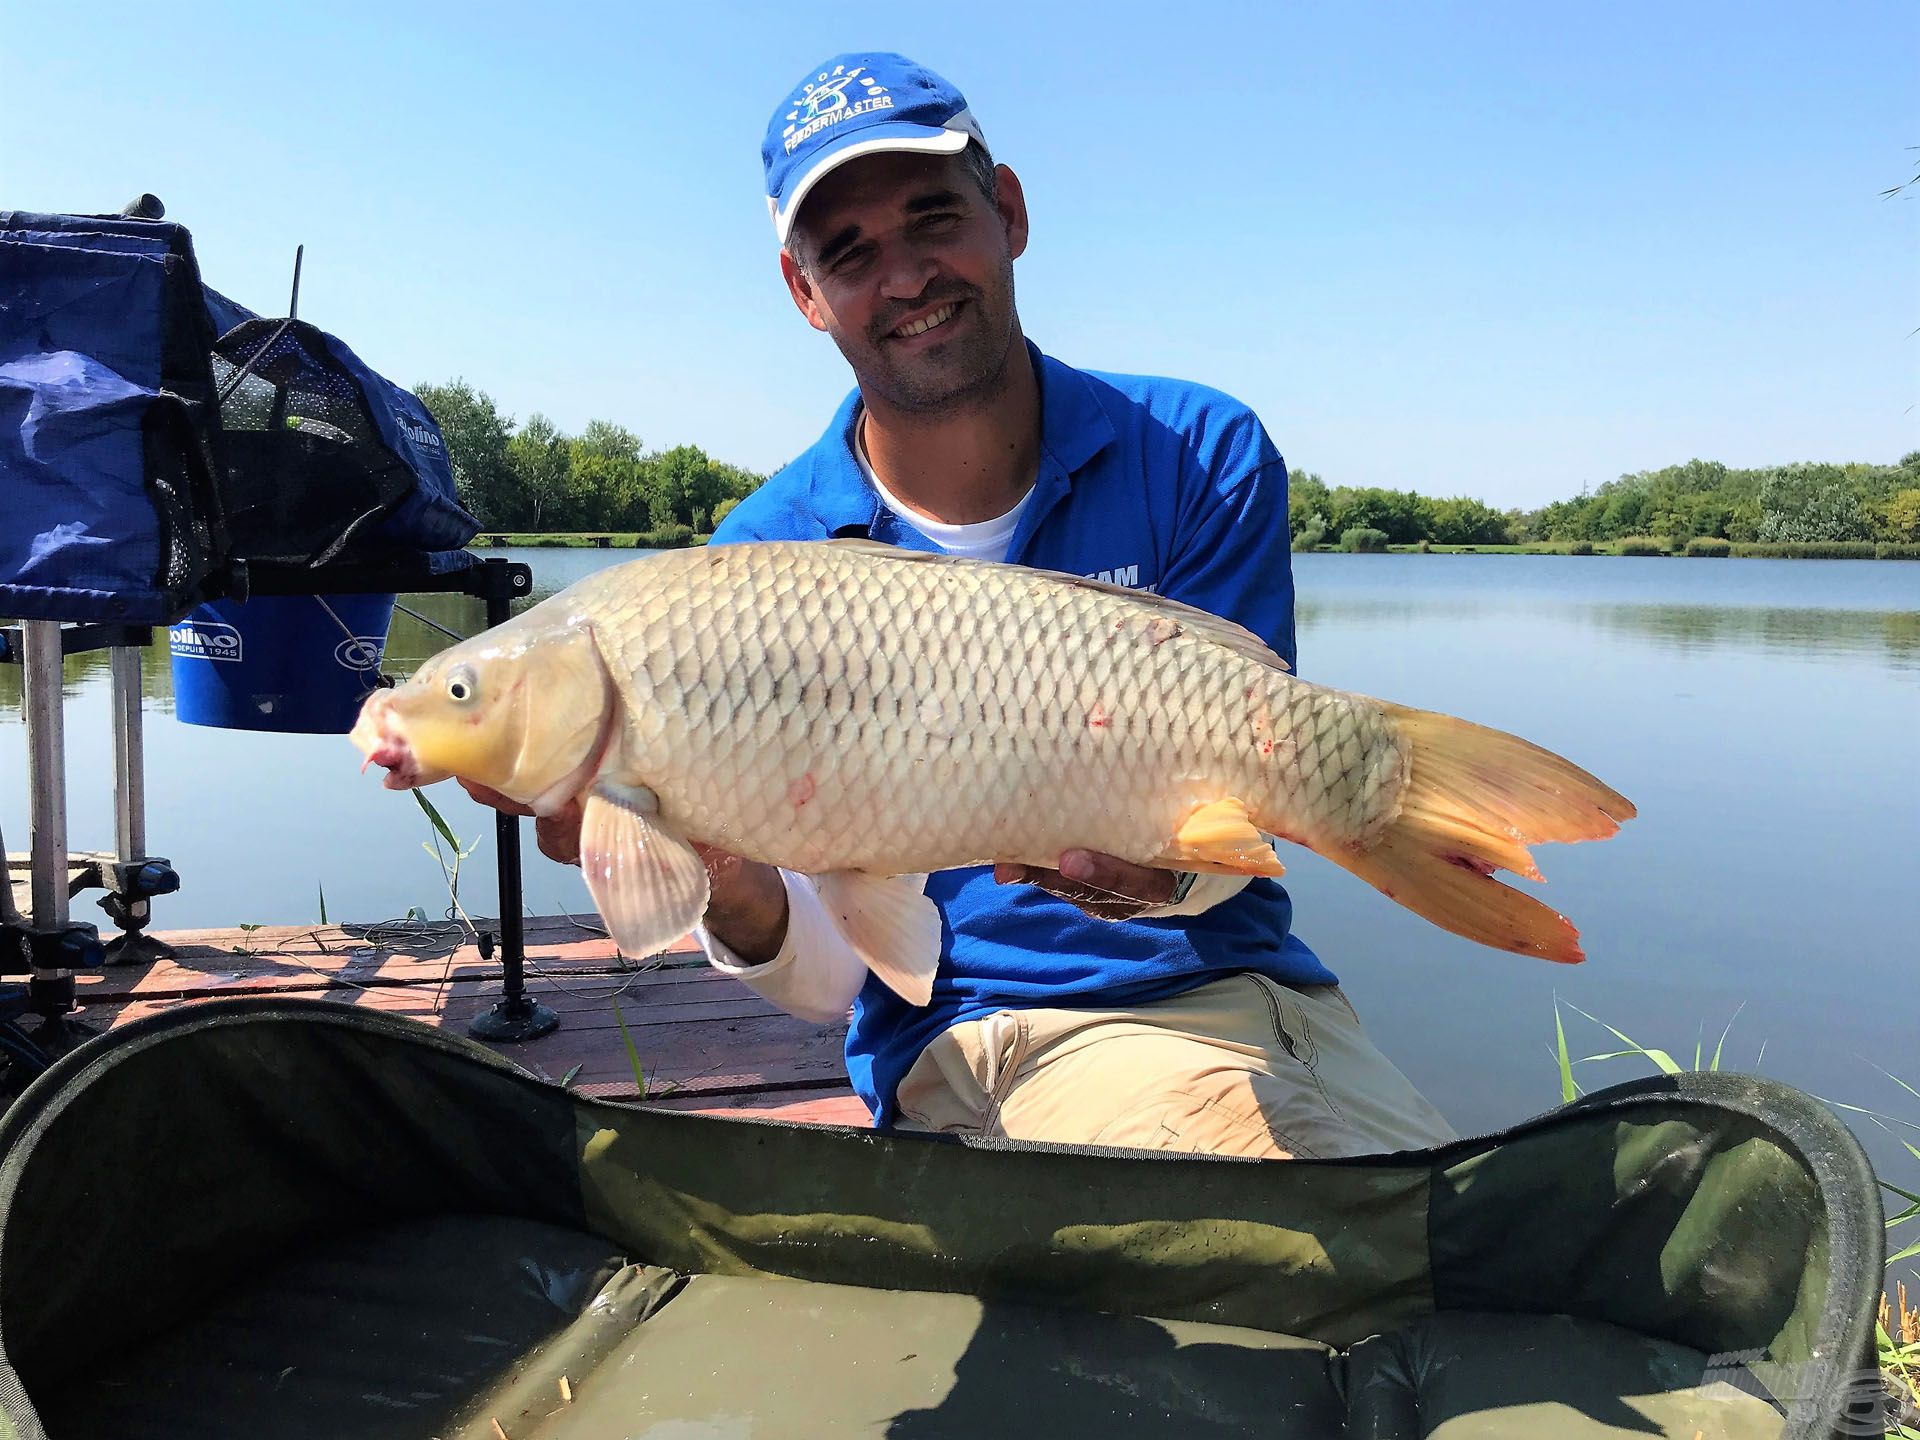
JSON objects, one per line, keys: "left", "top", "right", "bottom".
{"left": 1157, "top": 798, "right": 1287, "bottom": 877}
{"left": 580, "top": 782, "right": 710, "bottom": 960}
{"left": 813, "top": 871, "right": 940, "bottom": 1008}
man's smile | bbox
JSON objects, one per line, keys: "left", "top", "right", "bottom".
{"left": 887, "top": 300, "right": 964, "bottom": 343}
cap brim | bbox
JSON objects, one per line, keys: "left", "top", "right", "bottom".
{"left": 771, "top": 122, "right": 974, "bottom": 246}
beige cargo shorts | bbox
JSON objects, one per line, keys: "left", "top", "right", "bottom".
{"left": 893, "top": 973, "right": 1456, "bottom": 1159}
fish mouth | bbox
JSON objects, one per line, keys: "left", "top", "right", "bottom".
{"left": 350, "top": 691, "right": 435, "bottom": 791}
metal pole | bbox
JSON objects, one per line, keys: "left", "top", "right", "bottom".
{"left": 18, "top": 624, "right": 103, "bottom": 1042}
{"left": 467, "top": 565, "right": 556, "bottom": 1042}
{"left": 111, "top": 646, "right": 145, "bottom": 867}
{"left": 23, "top": 623, "right": 68, "bottom": 931}
{"left": 101, "top": 640, "right": 176, "bottom": 965}
{"left": 489, "top": 580, "right": 529, "bottom": 998}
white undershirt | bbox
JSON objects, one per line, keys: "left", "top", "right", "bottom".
{"left": 854, "top": 421, "right": 1031, "bottom": 562}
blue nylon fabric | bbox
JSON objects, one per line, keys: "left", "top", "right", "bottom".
{"left": 1, "top": 212, "right": 476, "bottom": 623}
{"left": 1, "top": 228, "right": 172, "bottom": 620}
{"left": 711, "top": 341, "right": 1335, "bottom": 1123}
{"left": 316, "top": 329, "right": 474, "bottom": 554}
{"left": 202, "top": 286, "right": 475, "bottom": 554}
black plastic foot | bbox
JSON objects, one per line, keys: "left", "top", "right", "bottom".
{"left": 25, "top": 1010, "right": 105, "bottom": 1060}
{"left": 468, "top": 996, "right": 560, "bottom": 1043}
{"left": 102, "top": 929, "right": 175, "bottom": 967}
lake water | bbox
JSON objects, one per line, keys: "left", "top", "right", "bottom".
{"left": 4, "top": 550, "right": 1917, "bottom": 1194}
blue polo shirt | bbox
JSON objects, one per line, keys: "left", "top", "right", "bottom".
{"left": 711, "top": 340, "right": 1336, "bottom": 1123}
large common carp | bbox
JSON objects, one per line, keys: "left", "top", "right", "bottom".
{"left": 351, "top": 540, "right": 1635, "bottom": 1005}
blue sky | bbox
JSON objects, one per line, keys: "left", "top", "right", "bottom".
{"left": 4, "top": 0, "right": 1914, "bottom": 508}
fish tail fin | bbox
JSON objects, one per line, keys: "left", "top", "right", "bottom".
{"left": 1323, "top": 705, "right": 1637, "bottom": 963}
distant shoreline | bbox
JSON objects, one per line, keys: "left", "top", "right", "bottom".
{"left": 475, "top": 532, "right": 1920, "bottom": 561}
{"left": 1359, "top": 541, "right": 1920, "bottom": 560}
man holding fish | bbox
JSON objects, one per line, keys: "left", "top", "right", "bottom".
{"left": 429, "top": 53, "right": 1633, "bottom": 1158}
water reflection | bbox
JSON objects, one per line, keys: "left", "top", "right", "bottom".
{"left": 6, "top": 555, "right": 1918, "bottom": 720}
{"left": 1295, "top": 598, "right": 1920, "bottom": 672}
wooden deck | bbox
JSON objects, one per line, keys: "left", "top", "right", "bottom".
{"left": 57, "top": 914, "right": 870, "bottom": 1127}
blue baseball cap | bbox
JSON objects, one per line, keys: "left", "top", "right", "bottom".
{"left": 763, "top": 53, "right": 987, "bottom": 246}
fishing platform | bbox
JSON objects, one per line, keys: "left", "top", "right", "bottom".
{"left": 58, "top": 914, "right": 869, "bottom": 1125}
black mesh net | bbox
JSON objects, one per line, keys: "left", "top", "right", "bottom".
{"left": 131, "top": 221, "right": 229, "bottom": 617}
{"left": 211, "top": 319, "right": 415, "bottom": 567}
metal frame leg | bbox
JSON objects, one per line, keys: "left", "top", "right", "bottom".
{"left": 467, "top": 580, "right": 557, "bottom": 1043}
{"left": 101, "top": 645, "right": 176, "bottom": 966}
{"left": 21, "top": 623, "right": 102, "bottom": 1053}
{"left": 24, "top": 623, "right": 67, "bottom": 934}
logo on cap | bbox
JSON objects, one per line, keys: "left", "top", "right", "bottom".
{"left": 782, "top": 63, "right": 896, "bottom": 156}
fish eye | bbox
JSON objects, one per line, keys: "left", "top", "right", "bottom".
{"left": 446, "top": 667, "right": 478, "bottom": 704}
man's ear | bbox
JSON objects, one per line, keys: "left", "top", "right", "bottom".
{"left": 993, "top": 164, "right": 1030, "bottom": 261}
{"left": 780, "top": 249, "right": 829, "bottom": 333}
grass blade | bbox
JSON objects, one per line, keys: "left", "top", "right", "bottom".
{"left": 1554, "top": 998, "right": 1577, "bottom": 1104}
{"left": 413, "top": 788, "right": 463, "bottom": 853}
{"left": 559, "top": 1063, "right": 583, "bottom": 1090}
{"left": 1710, "top": 1003, "right": 1746, "bottom": 1073}
{"left": 1562, "top": 1002, "right": 1681, "bottom": 1076}
{"left": 317, "top": 881, "right": 328, "bottom": 926}
{"left": 1891, "top": 1238, "right": 1920, "bottom": 1266}
{"left": 1874, "top": 1066, "right": 1920, "bottom": 1105}
{"left": 610, "top": 996, "right": 648, "bottom": 1100}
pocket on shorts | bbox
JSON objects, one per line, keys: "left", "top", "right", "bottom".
{"left": 895, "top": 1009, "right": 1029, "bottom": 1134}
{"left": 1245, "top": 976, "right": 1345, "bottom": 1123}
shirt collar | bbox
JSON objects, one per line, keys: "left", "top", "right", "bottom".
{"left": 800, "top": 339, "right": 1118, "bottom": 537}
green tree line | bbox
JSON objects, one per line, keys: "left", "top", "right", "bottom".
{"left": 1287, "top": 453, "right": 1920, "bottom": 550}
{"left": 419, "top": 377, "right": 1919, "bottom": 552}
{"left": 416, "top": 380, "right": 767, "bottom": 535}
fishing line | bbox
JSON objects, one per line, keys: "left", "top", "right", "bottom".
{"left": 392, "top": 603, "right": 466, "bottom": 643}
{"left": 314, "top": 596, "right": 473, "bottom": 695}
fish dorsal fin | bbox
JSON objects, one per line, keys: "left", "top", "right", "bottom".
{"left": 820, "top": 538, "right": 1290, "bottom": 673}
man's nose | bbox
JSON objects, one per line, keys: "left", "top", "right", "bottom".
{"left": 875, "top": 240, "right": 940, "bottom": 300}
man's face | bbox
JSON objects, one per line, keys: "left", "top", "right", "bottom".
{"left": 781, "top": 150, "right": 1029, "bottom": 415}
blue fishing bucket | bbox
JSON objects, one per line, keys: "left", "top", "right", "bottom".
{"left": 168, "top": 592, "right": 394, "bottom": 733}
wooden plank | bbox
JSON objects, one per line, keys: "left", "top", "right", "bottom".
{"left": 645, "top": 1088, "right": 872, "bottom": 1127}
{"left": 66, "top": 912, "right": 866, "bottom": 1125}
{"left": 78, "top": 920, "right": 703, "bottom": 1002}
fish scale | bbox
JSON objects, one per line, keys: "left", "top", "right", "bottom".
{"left": 569, "top": 542, "right": 1407, "bottom": 877}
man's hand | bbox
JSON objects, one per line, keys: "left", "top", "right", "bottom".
{"left": 458, "top": 779, "right": 584, "bottom": 866}
{"left": 457, "top": 779, "right": 790, "bottom": 964}
{"left": 994, "top": 850, "right": 1180, "bottom": 921}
